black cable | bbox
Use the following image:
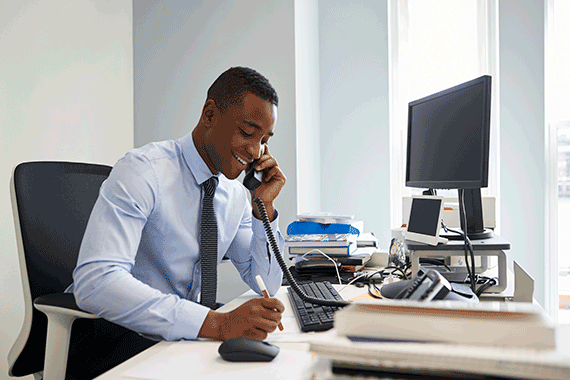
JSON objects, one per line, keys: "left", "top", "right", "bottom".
{"left": 458, "top": 189, "right": 477, "bottom": 292}
{"left": 420, "top": 258, "right": 452, "bottom": 272}
{"left": 367, "top": 282, "right": 383, "bottom": 299}
{"left": 442, "top": 195, "right": 488, "bottom": 295}
{"left": 473, "top": 276, "right": 498, "bottom": 297}
{"left": 441, "top": 220, "right": 474, "bottom": 284}
{"left": 253, "top": 197, "right": 349, "bottom": 307}
{"left": 442, "top": 220, "right": 496, "bottom": 297}
{"left": 367, "top": 266, "right": 409, "bottom": 281}
{"left": 354, "top": 266, "right": 410, "bottom": 300}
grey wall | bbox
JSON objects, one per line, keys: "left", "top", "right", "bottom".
{"left": 133, "top": 0, "right": 297, "bottom": 303}
{"left": 499, "top": 0, "right": 547, "bottom": 306}
{"left": 0, "top": 1, "right": 133, "bottom": 379}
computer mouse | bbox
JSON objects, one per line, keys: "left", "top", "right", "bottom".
{"left": 218, "top": 337, "right": 280, "bottom": 362}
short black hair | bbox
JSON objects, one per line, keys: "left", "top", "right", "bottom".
{"left": 207, "top": 67, "right": 278, "bottom": 114}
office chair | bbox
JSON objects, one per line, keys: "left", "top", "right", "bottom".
{"left": 7, "top": 161, "right": 112, "bottom": 380}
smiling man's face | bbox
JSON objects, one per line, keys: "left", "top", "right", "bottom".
{"left": 202, "top": 93, "right": 277, "bottom": 180}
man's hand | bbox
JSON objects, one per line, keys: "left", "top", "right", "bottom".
{"left": 198, "top": 297, "right": 285, "bottom": 341}
{"left": 248, "top": 145, "right": 286, "bottom": 222}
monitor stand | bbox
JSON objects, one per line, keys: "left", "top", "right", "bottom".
{"left": 433, "top": 188, "right": 494, "bottom": 240}
{"left": 441, "top": 229, "right": 494, "bottom": 241}
{"left": 460, "top": 188, "right": 494, "bottom": 240}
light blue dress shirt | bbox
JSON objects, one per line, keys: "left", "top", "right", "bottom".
{"left": 69, "top": 132, "right": 284, "bottom": 341}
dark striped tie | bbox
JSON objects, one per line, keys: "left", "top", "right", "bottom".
{"left": 200, "top": 177, "right": 218, "bottom": 309}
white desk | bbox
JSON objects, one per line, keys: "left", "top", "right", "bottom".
{"left": 94, "top": 284, "right": 366, "bottom": 380}
{"left": 94, "top": 283, "right": 570, "bottom": 380}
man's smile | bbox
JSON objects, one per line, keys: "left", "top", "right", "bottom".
{"left": 232, "top": 151, "right": 248, "bottom": 166}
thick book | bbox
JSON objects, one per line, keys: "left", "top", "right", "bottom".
{"left": 333, "top": 253, "right": 371, "bottom": 265}
{"left": 287, "top": 243, "right": 358, "bottom": 256}
{"left": 292, "top": 252, "right": 371, "bottom": 264}
{"left": 334, "top": 300, "right": 556, "bottom": 350}
{"left": 356, "top": 232, "right": 378, "bottom": 248}
{"left": 339, "top": 264, "right": 366, "bottom": 273}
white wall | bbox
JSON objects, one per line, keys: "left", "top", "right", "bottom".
{"left": 295, "top": 0, "right": 321, "bottom": 214}
{"left": 499, "top": 0, "right": 547, "bottom": 306}
{"left": 318, "top": 0, "right": 392, "bottom": 249}
{"left": 133, "top": 0, "right": 297, "bottom": 303}
{"left": 0, "top": 1, "right": 133, "bottom": 379}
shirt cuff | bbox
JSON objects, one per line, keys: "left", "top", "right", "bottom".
{"left": 252, "top": 209, "right": 279, "bottom": 240}
{"left": 169, "top": 300, "right": 211, "bottom": 340}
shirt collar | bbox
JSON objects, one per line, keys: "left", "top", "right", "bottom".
{"left": 179, "top": 132, "right": 221, "bottom": 186}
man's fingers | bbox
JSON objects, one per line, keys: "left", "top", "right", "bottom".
{"left": 240, "top": 326, "right": 268, "bottom": 341}
{"left": 258, "top": 297, "right": 285, "bottom": 313}
{"left": 218, "top": 298, "right": 283, "bottom": 340}
{"left": 250, "top": 316, "right": 279, "bottom": 334}
{"left": 253, "top": 155, "right": 276, "bottom": 172}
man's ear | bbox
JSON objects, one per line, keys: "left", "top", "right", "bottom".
{"left": 202, "top": 99, "right": 217, "bottom": 126}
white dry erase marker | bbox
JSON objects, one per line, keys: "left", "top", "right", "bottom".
{"left": 255, "top": 275, "right": 284, "bottom": 331}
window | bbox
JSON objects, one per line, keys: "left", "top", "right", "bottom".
{"left": 389, "top": 0, "right": 498, "bottom": 227}
{"left": 547, "top": 0, "right": 570, "bottom": 323}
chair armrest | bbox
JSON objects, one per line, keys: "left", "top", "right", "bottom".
{"left": 34, "top": 292, "right": 99, "bottom": 319}
{"left": 33, "top": 293, "right": 99, "bottom": 380}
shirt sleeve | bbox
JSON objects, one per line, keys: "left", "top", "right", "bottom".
{"left": 71, "top": 153, "right": 210, "bottom": 341}
{"left": 226, "top": 194, "right": 285, "bottom": 297}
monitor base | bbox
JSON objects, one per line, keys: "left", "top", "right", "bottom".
{"left": 441, "top": 228, "right": 494, "bottom": 241}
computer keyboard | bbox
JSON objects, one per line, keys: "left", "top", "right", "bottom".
{"left": 286, "top": 281, "right": 346, "bottom": 333}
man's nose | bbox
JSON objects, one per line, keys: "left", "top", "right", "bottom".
{"left": 247, "top": 142, "right": 264, "bottom": 160}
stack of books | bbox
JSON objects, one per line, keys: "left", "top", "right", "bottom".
{"left": 285, "top": 213, "right": 375, "bottom": 272}
{"left": 309, "top": 301, "right": 569, "bottom": 379}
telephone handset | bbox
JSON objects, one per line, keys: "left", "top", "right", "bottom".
{"left": 242, "top": 166, "right": 348, "bottom": 308}
{"left": 243, "top": 168, "right": 263, "bottom": 191}
{"left": 392, "top": 268, "right": 478, "bottom": 303}
{"left": 243, "top": 148, "right": 265, "bottom": 191}
{"left": 396, "top": 269, "right": 452, "bottom": 301}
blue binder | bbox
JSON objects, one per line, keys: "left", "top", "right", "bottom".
{"left": 286, "top": 221, "right": 360, "bottom": 236}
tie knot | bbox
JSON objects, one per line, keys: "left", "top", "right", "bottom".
{"left": 203, "top": 177, "right": 217, "bottom": 197}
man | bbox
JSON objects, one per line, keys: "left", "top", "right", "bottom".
{"left": 70, "top": 67, "right": 286, "bottom": 351}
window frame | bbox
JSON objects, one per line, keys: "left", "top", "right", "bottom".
{"left": 388, "top": 0, "right": 500, "bottom": 230}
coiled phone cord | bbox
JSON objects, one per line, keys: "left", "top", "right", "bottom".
{"left": 252, "top": 196, "right": 349, "bottom": 307}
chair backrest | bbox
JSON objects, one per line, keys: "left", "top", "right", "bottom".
{"left": 8, "top": 161, "right": 112, "bottom": 377}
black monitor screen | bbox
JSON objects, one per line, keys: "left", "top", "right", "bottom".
{"left": 407, "top": 198, "right": 442, "bottom": 237}
{"left": 406, "top": 76, "right": 491, "bottom": 189}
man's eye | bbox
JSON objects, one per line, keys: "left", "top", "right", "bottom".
{"left": 239, "top": 128, "right": 254, "bottom": 137}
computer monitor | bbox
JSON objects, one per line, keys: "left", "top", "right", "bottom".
{"left": 405, "top": 75, "right": 493, "bottom": 239}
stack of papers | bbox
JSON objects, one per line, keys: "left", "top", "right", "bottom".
{"left": 297, "top": 212, "right": 354, "bottom": 224}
